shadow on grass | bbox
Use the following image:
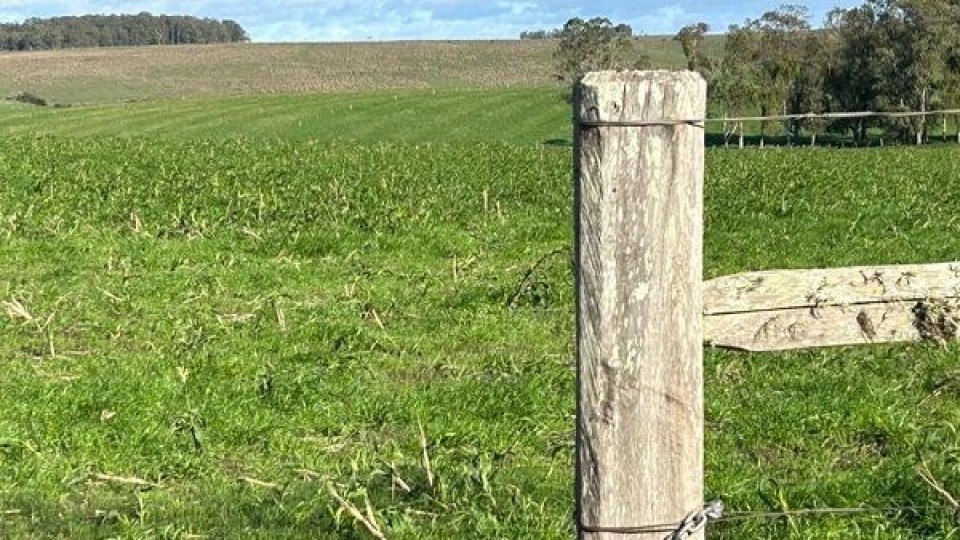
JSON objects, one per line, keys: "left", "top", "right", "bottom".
{"left": 705, "top": 132, "right": 870, "bottom": 148}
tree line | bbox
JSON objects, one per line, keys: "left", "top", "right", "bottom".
{"left": 0, "top": 13, "right": 249, "bottom": 51}
{"left": 543, "top": 1, "right": 960, "bottom": 145}
{"left": 519, "top": 29, "right": 564, "bottom": 40}
{"left": 690, "top": 1, "right": 960, "bottom": 145}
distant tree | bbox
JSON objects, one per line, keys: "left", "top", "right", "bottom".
{"left": 786, "top": 30, "right": 833, "bottom": 142}
{"left": 875, "top": 0, "right": 960, "bottom": 143}
{"left": 820, "top": 0, "right": 960, "bottom": 144}
{"left": 712, "top": 24, "right": 763, "bottom": 119}
{"left": 613, "top": 23, "right": 633, "bottom": 37}
{"left": 0, "top": 13, "right": 250, "bottom": 51}
{"left": 823, "top": 5, "right": 892, "bottom": 143}
{"left": 553, "top": 17, "right": 641, "bottom": 83}
{"left": 673, "top": 22, "right": 711, "bottom": 73}
{"left": 705, "top": 0, "right": 960, "bottom": 146}
{"left": 754, "top": 5, "right": 813, "bottom": 138}
{"left": 222, "top": 20, "right": 249, "bottom": 42}
{"left": 519, "top": 28, "right": 562, "bottom": 40}
{"left": 713, "top": 6, "right": 814, "bottom": 140}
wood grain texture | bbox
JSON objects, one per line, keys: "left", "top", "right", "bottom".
{"left": 704, "top": 262, "right": 960, "bottom": 315}
{"left": 575, "top": 71, "right": 706, "bottom": 539}
{"left": 703, "top": 262, "right": 960, "bottom": 351}
{"left": 705, "top": 301, "right": 923, "bottom": 351}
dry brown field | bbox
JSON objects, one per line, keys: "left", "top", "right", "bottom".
{"left": 0, "top": 37, "right": 712, "bottom": 104}
{"left": 0, "top": 40, "right": 558, "bottom": 104}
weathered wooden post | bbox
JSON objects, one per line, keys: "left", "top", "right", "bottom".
{"left": 574, "top": 71, "right": 707, "bottom": 539}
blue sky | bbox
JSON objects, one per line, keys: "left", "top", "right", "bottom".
{"left": 0, "top": 1, "right": 865, "bottom": 42}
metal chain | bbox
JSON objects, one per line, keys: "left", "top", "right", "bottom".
{"left": 578, "top": 501, "right": 922, "bottom": 536}
{"left": 669, "top": 500, "right": 725, "bottom": 539}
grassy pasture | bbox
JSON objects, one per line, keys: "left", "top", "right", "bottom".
{"left": 0, "top": 134, "right": 959, "bottom": 538}
{"left": 0, "top": 31, "right": 954, "bottom": 538}
{"left": 7, "top": 88, "right": 958, "bottom": 148}
{"left": 0, "top": 88, "right": 571, "bottom": 144}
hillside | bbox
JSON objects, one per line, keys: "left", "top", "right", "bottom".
{"left": 0, "top": 37, "right": 720, "bottom": 104}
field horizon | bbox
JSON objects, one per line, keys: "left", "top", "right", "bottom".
{"left": 0, "top": 36, "right": 716, "bottom": 105}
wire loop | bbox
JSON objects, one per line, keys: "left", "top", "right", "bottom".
{"left": 579, "top": 500, "right": 724, "bottom": 536}
{"left": 578, "top": 502, "right": 924, "bottom": 536}
{"left": 576, "top": 119, "right": 705, "bottom": 128}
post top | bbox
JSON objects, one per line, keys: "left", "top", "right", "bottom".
{"left": 574, "top": 70, "right": 707, "bottom": 125}
{"left": 579, "top": 70, "right": 706, "bottom": 86}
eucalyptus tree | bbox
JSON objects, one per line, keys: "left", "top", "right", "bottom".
{"left": 822, "top": 5, "right": 893, "bottom": 144}
{"left": 553, "top": 17, "right": 642, "bottom": 83}
{"left": 714, "top": 5, "right": 816, "bottom": 139}
{"left": 786, "top": 31, "right": 833, "bottom": 143}
{"left": 674, "top": 22, "right": 711, "bottom": 73}
{"left": 712, "top": 24, "right": 762, "bottom": 118}
{"left": 875, "top": 0, "right": 960, "bottom": 142}
{"left": 826, "top": 0, "right": 960, "bottom": 144}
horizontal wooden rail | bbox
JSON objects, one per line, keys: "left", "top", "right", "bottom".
{"left": 704, "top": 262, "right": 960, "bottom": 351}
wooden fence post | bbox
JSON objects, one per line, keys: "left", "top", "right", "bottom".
{"left": 574, "top": 71, "right": 707, "bottom": 539}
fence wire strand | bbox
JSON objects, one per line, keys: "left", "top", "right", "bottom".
{"left": 579, "top": 502, "right": 927, "bottom": 536}
{"left": 575, "top": 108, "right": 960, "bottom": 129}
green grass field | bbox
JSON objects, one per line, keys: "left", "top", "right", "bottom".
{"left": 1, "top": 136, "right": 959, "bottom": 538}
{"left": 0, "top": 38, "right": 958, "bottom": 539}
{"left": 0, "top": 88, "right": 570, "bottom": 144}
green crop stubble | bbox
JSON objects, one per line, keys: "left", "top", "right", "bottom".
{"left": 0, "top": 138, "right": 574, "bottom": 538}
{"left": 0, "top": 88, "right": 572, "bottom": 145}
{"left": 0, "top": 138, "right": 959, "bottom": 538}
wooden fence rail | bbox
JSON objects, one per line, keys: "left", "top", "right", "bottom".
{"left": 573, "top": 70, "right": 960, "bottom": 539}
{"left": 704, "top": 262, "right": 960, "bottom": 351}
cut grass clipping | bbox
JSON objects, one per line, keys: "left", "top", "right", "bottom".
{"left": 0, "top": 138, "right": 959, "bottom": 538}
